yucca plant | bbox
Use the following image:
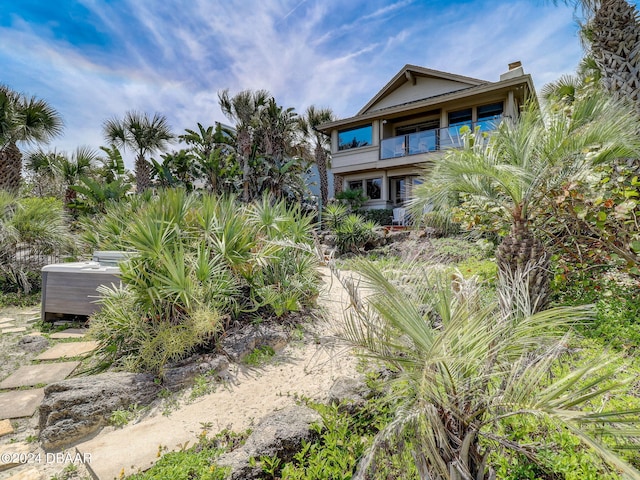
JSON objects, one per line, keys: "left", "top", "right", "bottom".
{"left": 334, "top": 213, "right": 378, "bottom": 254}
{"left": 323, "top": 202, "right": 348, "bottom": 231}
{"left": 340, "top": 260, "right": 640, "bottom": 479}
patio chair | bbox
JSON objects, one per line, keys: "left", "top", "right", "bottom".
{"left": 392, "top": 207, "right": 406, "bottom": 226}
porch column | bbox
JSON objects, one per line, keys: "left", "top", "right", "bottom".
{"left": 381, "top": 171, "right": 389, "bottom": 204}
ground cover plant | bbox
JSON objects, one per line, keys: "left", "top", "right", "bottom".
{"left": 83, "top": 189, "right": 320, "bottom": 374}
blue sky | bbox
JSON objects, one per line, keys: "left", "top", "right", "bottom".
{"left": 1, "top": 0, "right": 589, "bottom": 164}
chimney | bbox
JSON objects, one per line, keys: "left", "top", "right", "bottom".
{"left": 500, "top": 61, "right": 525, "bottom": 81}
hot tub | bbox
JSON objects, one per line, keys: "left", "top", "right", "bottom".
{"left": 41, "top": 260, "right": 123, "bottom": 322}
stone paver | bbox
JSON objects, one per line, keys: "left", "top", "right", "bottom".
{"left": 0, "top": 419, "right": 14, "bottom": 436}
{"left": 6, "top": 467, "right": 43, "bottom": 479}
{"left": 35, "top": 341, "right": 98, "bottom": 361}
{"left": 25, "top": 317, "right": 40, "bottom": 324}
{"left": 0, "top": 317, "right": 14, "bottom": 322}
{"left": 0, "top": 363, "right": 79, "bottom": 390}
{"left": 1, "top": 327, "right": 27, "bottom": 334}
{"left": 0, "top": 389, "right": 45, "bottom": 420}
{"left": 0, "top": 442, "right": 31, "bottom": 472}
{"left": 49, "top": 328, "right": 88, "bottom": 339}
{"left": 0, "top": 321, "right": 14, "bottom": 328}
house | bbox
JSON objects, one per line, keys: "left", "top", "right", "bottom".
{"left": 317, "top": 62, "right": 535, "bottom": 209}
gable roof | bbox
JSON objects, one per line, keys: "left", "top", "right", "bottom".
{"left": 357, "top": 64, "right": 488, "bottom": 115}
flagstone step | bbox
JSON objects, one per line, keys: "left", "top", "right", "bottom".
{"left": 0, "top": 419, "right": 13, "bottom": 437}
{"left": 0, "top": 442, "right": 31, "bottom": 473}
{"left": 0, "top": 362, "right": 80, "bottom": 390}
{"left": 35, "top": 342, "right": 98, "bottom": 361}
{"left": 5, "top": 466, "right": 43, "bottom": 479}
{"left": 0, "top": 390, "right": 45, "bottom": 420}
{"left": 1, "top": 328, "right": 27, "bottom": 335}
{"left": 49, "top": 329, "right": 88, "bottom": 340}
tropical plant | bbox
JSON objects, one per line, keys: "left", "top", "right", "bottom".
{"left": 103, "top": 111, "right": 174, "bottom": 192}
{"left": 323, "top": 202, "right": 348, "bottom": 231}
{"left": 84, "top": 190, "right": 319, "bottom": 373}
{"left": 0, "top": 191, "right": 73, "bottom": 293}
{"left": 341, "top": 259, "right": 640, "bottom": 479}
{"left": 180, "top": 122, "right": 238, "bottom": 193}
{"left": 411, "top": 93, "right": 640, "bottom": 311}
{"left": 565, "top": 0, "right": 640, "bottom": 114}
{"left": 298, "top": 106, "right": 335, "bottom": 208}
{"left": 0, "top": 85, "right": 63, "bottom": 193}
{"left": 218, "top": 89, "right": 270, "bottom": 202}
{"left": 69, "top": 176, "right": 131, "bottom": 215}
{"left": 334, "top": 213, "right": 378, "bottom": 254}
{"left": 97, "top": 144, "right": 128, "bottom": 183}
{"left": 51, "top": 146, "right": 99, "bottom": 210}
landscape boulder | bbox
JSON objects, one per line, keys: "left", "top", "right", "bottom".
{"left": 216, "top": 405, "right": 322, "bottom": 479}
{"left": 221, "top": 324, "right": 288, "bottom": 362}
{"left": 39, "top": 372, "right": 160, "bottom": 450}
{"left": 18, "top": 335, "right": 49, "bottom": 353}
{"left": 328, "top": 376, "right": 371, "bottom": 414}
{"left": 162, "top": 354, "right": 229, "bottom": 391}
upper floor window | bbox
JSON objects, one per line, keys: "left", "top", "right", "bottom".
{"left": 477, "top": 102, "right": 503, "bottom": 119}
{"left": 338, "top": 125, "right": 372, "bottom": 151}
{"left": 448, "top": 108, "right": 472, "bottom": 127}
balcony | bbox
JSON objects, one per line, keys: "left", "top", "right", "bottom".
{"left": 380, "top": 115, "right": 502, "bottom": 160}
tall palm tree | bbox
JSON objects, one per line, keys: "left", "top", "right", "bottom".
{"left": 103, "top": 111, "right": 173, "bottom": 192}
{"left": 560, "top": 0, "right": 640, "bottom": 113}
{"left": 341, "top": 260, "right": 640, "bottom": 479}
{"left": 411, "top": 93, "right": 640, "bottom": 311}
{"left": 218, "top": 89, "right": 270, "bottom": 202}
{"left": 0, "top": 85, "right": 63, "bottom": 193}
{"left": 298, "top": 106, "right": 335, "bottom": 208}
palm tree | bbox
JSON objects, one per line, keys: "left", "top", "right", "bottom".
{"left": 559, "top": 0, "right": 640, "bottom": 113}
{"left": 180, "top": 122, "right": 235, "bottom": 193}
{"left": 218, "top": 89, "right": 270, "bottom": 202}
{"left": 52, "top": 146, "right": 99, "bottom": 210}
{"left": 298, "top": 106, "right": 335, "bottom": 208}
{"left": 411, "top": 93, "right": 640, "bottom": 311}
{"left": 341, "top": 260, "right": 640, "bottom": 479}
{"left": 103, "top": 111, "right": 173, "bottom": 192}
{"left": 0, "top": 85, "right": 63, "bottom": 193}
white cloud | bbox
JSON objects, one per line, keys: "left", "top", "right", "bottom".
{"left": 0, "top": 0, "right": 585, "bottom": 168}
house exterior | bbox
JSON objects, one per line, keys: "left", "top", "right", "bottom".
{"left": 317, "top": 62, "right": 535, "bottom": 209}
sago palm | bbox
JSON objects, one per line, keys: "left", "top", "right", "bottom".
{"left": 103, "top": 111, "right": 173, "bottom": 193}
{"left": 411, "top": 93, "right": 640, "bottom": 311}
{"left": 340, "top": 260, "right": 640, "bottom": 480}
{"left": 0, "top": 85, "right": 63, "bottom": 193}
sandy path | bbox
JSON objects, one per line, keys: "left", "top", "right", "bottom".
{"left": 75, "top": 266, "right": 360, "bottom": 479}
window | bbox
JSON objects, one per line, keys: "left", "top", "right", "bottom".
{"left": 477, "top": 102, "right": 503, "bottom": 132}
{"left": 448, "top": 108, "right": 472, "bottom": 127}
{"left": 338, "top": 125, "right": 372, "bottom": 151}
{"left": 390, "top": 177, "right": 406, "bottom": 204}
{"left": 477, "top": 102, "right": 503, "bottom": 119}
{"left": 366, "top": 178, "right": 382, "bottom": 200}
{"left": 348, "top": 180, "right": 362, "bottom": 192}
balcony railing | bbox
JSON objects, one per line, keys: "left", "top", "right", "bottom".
{"left": 380, "top": 115, "right": 502, "bottom": 160}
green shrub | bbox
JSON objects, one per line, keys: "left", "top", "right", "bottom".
{"left": 334, "top": 214, "right": 378, "bottom": 254}
{"left": 84, "top": 190, "right": 319, "bottom": 373}
{"left": 430, "top": 236, "right": 494, "bottom": 262}
{"left": 335, "top": 188, "right": 367, "bottom": 211}
{"left": 360, "top": 208, "right": 393, "bottom": 226}
{"left": 322, "top": 202, "right": 348, "bottom": 231}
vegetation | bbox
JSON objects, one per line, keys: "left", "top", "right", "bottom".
{"left": 85, "top": 190, "right": 319, "bottom": 374}
{"left": 339, "top": 259, "right": 640, "bottom": 479}
{"left": 411, "top": 93, "right": 640, "bottom": 311}
{"left": 0, "top": 84, "right": 63, "bottom": 193}
{"left": 103, "top": 111, "right": 174, "bottom": 193}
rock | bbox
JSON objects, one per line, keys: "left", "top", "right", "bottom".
{"left": 162, "top": 354, "right": 229, "bottom": 391}
{"left": 216, "top": 405, "right": 322, "bottom": 479}
{"left": 17, "top": 335, "right": 49, "bottom": 353}
{"left": 39, "top": 372, "right": 160, "bottom": 451}
{"left": 328, "top": 376, "right": 371, "bottom": 414}
{"left": 221, "top": 324, "right": 288, "bottom": 362}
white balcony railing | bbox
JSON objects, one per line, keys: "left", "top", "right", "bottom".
{"left": 380, "top": 115, "right": 502, "bottom": 160}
